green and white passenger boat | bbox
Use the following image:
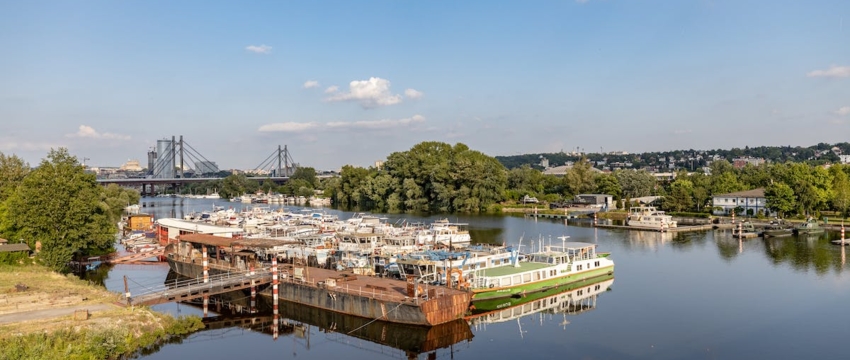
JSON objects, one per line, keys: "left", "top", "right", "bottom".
{"left": 469, "top": 237, "right": 614, "bottom": 302}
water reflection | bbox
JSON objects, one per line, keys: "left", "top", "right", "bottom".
{"left": 762, "top": 233, "right": 848, "bottom": 275}
{"left": 467, "top": 274, "right": 614, "bottom": 333}
{"left": 175, "top": 292, "right": 473, "bottom": 360}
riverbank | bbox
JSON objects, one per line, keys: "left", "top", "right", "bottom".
{"left": 0, "top": 265, "right": 203, "bottom": 359}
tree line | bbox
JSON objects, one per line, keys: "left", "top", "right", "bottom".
{"left": 0, "top": 149, "right": 140, "bottom": 270}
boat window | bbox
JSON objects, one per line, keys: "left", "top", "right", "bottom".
{"left": 577, "top": 264, "right": 583, "bottom": 271}
{"left": 502, "top": 277, "right": 511, "bottom": 286}
{"left": 523, "top": 273, "right": 531, "bottom": 282}
{"left": 512, "top": 275, "right": 522, "bottom": 284}
{"left": 534, "top": 272, "right": 541, "bottom": 281}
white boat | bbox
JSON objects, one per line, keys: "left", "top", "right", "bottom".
{"left": 416, "top": 219, "right": 471, "bottom": 247}
{"left": 626, "top": 206, "right": 677, "bottom": 230}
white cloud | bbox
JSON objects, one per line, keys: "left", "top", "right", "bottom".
{"left": 834, "top": 106, "right": 850, "bottom": 116}
{"left": 303, "top": 80, "right": 320, "bottom": 89}
{"left": 258, "top": 122, "right": 319, "bottom": 133}
{"left": 0, "top": 138, "right": 59, "bottom": 152}
{"left": 258, "top": 115, "right": 425, "bottom": 133}
{"left": 325, "top": 77, "right": 403, "bottom": 108}
{"left": 404, "top": 88, "right": 424, "bottom": 99}
{"left": 327, "top": 115, "right": 425, "bottom": 130}
{"left": 66, "top": 125, "right": 130, "bottom": 140}
{"left": 807, "top": 65, "right": 850, "bottom": 78}
{"left": 324, "top": 85, "right": 339, "bottom": 94}
{"left": 245, "top": 44, "right": 272, "bottom": 54}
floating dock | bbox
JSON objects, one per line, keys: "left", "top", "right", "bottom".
{"left": 591, "top": 223, "right": 717, "bottom": 233}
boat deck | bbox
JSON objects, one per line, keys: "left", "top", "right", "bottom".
{"left": 279, "top": 265, "right": 469, "bottom": 300}
{"left": 482, "top": 262, "right": 549, "bottom": 277}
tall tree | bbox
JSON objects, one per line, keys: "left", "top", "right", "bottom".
{"left": 615, "top": 169, "right": 656, "bottom": 198}
{"left": 290, "top": 167, "right": 318, "bottom": 188}
{"left": 0, "top": 153, "right": 30, "bottom": 239}
{"left": 666, "top": 179, "right": 694, "bottom": 212}
{"left": 5, "top": 149, "right": 115, "bottom": 271}
{"left": 564, "top": 158, "right": 596, "bottom": 196}
{"left": 830, "top": 165, "right": 850, "bottom": 217}
{"left": 594, "top": 173, "right": 622, "bottom": 198}
{"left": 765, "top": 182, "right": 795, "bottom": 218}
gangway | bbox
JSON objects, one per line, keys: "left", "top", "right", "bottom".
{"left": 106, "top": 248, "right": 166, "bottom": 264}
{"left": 125, "top": 269, "right": 273, "bottom": 306}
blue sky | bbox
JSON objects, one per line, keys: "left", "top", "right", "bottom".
{"left": 1, "top": 1, "right": 848, "bottom": 171}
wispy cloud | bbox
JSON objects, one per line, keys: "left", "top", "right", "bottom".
{"left": 834, "top": 106, "right": 850, "bottom": 116}
{"left": 404, "top": 88, "right": 424, "bottom": 100}
{"left": 245, "top": 44, "right": 272, "bottom": 54}
{"left": 65, "top": 125, "right": 130, "bottom": 140}
{"left": 0, "top": 138, "right": 59, "bottom": 152}
{"left": 324, "top": 85, "right": 339, "bottom": 94}
{"left": 257, "top": 122, "right": 319, "bottom": 132}
{"left": 259, "top": 115, "right": 426, "bottom": 133}
{"left": 807, "top": 65, "right": 850, "bottom": 78}
{"left": 303, "top": 80, "right": 320, "bottom": 89}
{"left": 325, "top": 77, "right": 403, "bottom": 108}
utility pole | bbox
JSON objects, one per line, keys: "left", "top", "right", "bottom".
{"left": 82, "top": 157, "right": 90, "bottom": 167}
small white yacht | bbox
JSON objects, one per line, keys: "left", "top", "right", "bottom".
{"left": 626, "top": 206, "right": 677, "bottom": 230}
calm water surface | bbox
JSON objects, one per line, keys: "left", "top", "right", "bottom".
{"left": 91, "top": 198, "right": 850, "bottom": 360}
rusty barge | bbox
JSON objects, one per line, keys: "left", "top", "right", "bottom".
{"left": 165, "top": 233, "right": 471, "bottom": 326}
{"left": 259, "top": 266, "right": 471, "bottom": 326}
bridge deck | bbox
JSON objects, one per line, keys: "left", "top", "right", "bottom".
{"left": 107, "top": 248, "right": 165, "bottom": 264}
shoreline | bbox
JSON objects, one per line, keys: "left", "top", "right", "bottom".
{"left": 0, "top": 265, "right": 203, "bottom": 359}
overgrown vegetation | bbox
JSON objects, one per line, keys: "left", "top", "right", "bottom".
{"left": 0, "top": 149, "right": 140, "bottom": 271}
{"left": 0, "top": 314, "right": 203, "bottom": 360}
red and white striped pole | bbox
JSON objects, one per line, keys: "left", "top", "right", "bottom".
{"left": 842, "top": 225, "right": 845, "bottom": 244}
{"left": 731, "top": 211, "right": 735, "bottom": 224}
{"left": 272, "top": 256, "right": 279, "bottom": 341}
{"left": 203, "top": 295, "right": 208, "bottom": 317}
{"left": 593, "top": 211, "right": 597, "bottom": 226}
{"left": 202, "top": 246, "right": 209, "bottom": 284}
{"left": 737, "top": 222, "right": 742, "bottom": 239}
{"left": 250, "top": 264, "right": 256, "bottom": 313}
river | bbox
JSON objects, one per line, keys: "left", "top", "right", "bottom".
{"left": 85, "top": 197, "right": 850, "bottom": 360}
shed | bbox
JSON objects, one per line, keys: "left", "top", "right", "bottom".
{"left": 0, "top": 243, "right": 32, "bottom": 253}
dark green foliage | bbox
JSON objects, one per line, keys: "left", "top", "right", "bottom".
{"left": 329, "top": 142, "right": 507, "bottom": 213}
{"left": 4, "top": 149, "right": 115, "bottom": 271}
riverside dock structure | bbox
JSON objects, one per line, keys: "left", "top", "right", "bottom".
{"left": 125, "top": 268, "right": 274, "bottom": 306}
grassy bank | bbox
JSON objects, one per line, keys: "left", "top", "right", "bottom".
{"left": 0, "top": 265, "right": 203, "bottom": 359}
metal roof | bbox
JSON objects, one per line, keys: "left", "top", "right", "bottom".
{"left": 0, "top": 243, "right": 31, "bottom": 252}
{"left": 714, "top": 188, "right": 765, "bottom": 198}
{"left": 157, "top": 218, "right": 243, "bottom": 234}
{"left": 177, "top": 233, "right": 299, "bottom": 248}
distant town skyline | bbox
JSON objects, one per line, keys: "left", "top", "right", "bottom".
{"left": 1, "top": 1, "right": 848, "bottom": 170}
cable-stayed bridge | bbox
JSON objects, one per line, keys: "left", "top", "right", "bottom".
{"left": 97, "top": 136, "right": 311, "bottom": 195}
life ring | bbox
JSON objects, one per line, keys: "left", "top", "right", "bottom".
{"left": 489, "top": 283, "right": 495, "bottom": 289}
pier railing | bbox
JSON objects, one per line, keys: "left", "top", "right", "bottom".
{"left": 126, "top": 268, "right": 273, "bottom": 306}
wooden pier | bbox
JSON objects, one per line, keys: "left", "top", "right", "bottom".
{"left": 106, "top": 248, "right": 165, "bottom": 264}
{"left": 126, "top": 269, "right": 273, "bottom": 306}
{"left": 591, "top": 223, "right": 716, "bottom": 233}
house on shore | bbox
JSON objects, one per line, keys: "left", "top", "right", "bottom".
{"left": 712, "top": 188, "right": 773, "bottom": 217}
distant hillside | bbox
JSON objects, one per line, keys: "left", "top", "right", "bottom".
{"left": 495, "top": 142, "right": 850, "bottom": 171}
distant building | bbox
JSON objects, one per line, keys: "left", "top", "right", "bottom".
{"left": 732, "top": 157, "right": 765, "bottom": 169}
{"left": 120, "top": 159, "right": 143, "bottom": 172}
{"left": 374, "top": 160, "right": 384, "bottom": 169}
{"left": 194, "top": 160, "right": 219, "bottom": 174}
{"left": 712, "top": 188, "right": 773, "bottom": 217}
{"left": 542, "top": 164, "right": 603, "bottom": 177}
{"left": 839, "top": 155, "right": 850, "bottom": 164}
{"left": 540, "top": 157, "right": 549, "bottom": 168}
{"left": 574, "top": 194, "right": 613, "bottom": 209}
{"left": 652, "top": 172, "right": 676, "bottom": 181}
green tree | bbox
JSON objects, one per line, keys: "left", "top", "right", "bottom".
{"left": 219, "top": 174, "right": 259, "bottom": 199}
{"left": 5, "top": 149, "right": 115, "bottom": 271}
{"left": 594, "top": 173, "right": 622, "bottom": 198}
{"left": 564, "top": 158, "right": 596, "bottom": 196}
{"left": 0, "top": 153, "right": 30, "bottom": 239}
{"left": 765, "top": 182, "right": 795, "bottom": 218}
{"left": 665, "top": 179, "right": 694, "bottom": 212}
{"left": 100, "top": 184, "right": 141, "bottom": 224}
{"left": 507, "top": 165, "right": 546, "bottom": 199}
{"left": 615, "top": 169, "right": 656, "bottom": 198}
{"left": 830, "top": 165, "right": 850, "bottom": 217}
{"left": 290, "top": 167, "right": 318, "bottom": 188}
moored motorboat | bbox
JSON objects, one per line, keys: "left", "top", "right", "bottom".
{"left": 626, "top": 206, "right": 677, "bottom": 230}
{"left": 793, "top": 218, "right": 824, "bottom": 235}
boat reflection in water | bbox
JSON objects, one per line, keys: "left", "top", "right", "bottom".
{"left": 466, "top": 273, "right": 614, "bottom": 331}
{"left": 178, "top": 286, "right": 473, "bottom": 360}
